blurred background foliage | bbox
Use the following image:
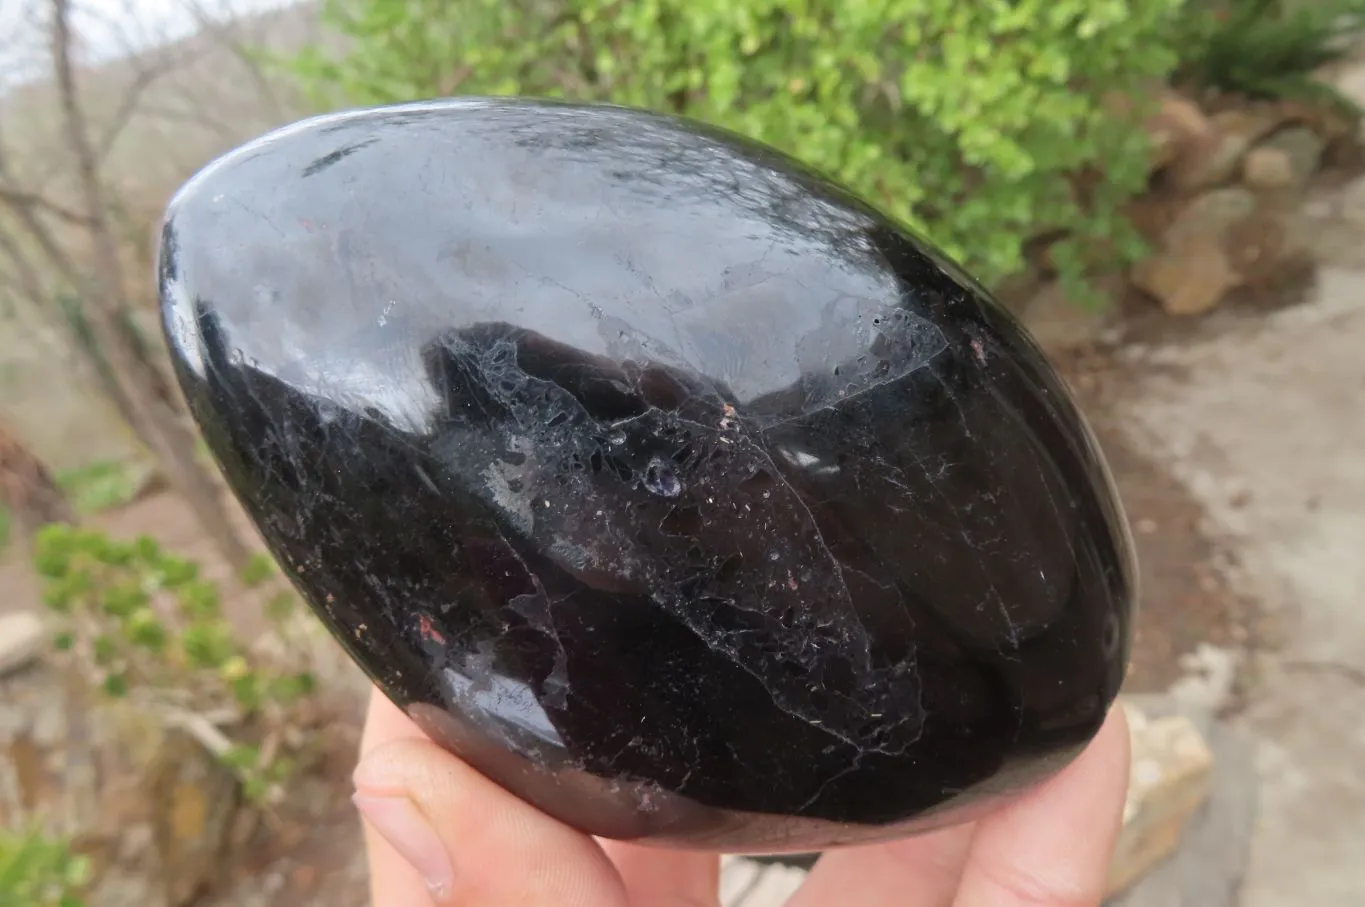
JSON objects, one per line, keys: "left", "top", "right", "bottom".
{"left": 285, "top": 0, "right": 1192, "bottom": 294}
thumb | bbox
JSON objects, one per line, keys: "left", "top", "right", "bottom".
{"left": 353, "top": 734, "right": 631, "bottom": 907}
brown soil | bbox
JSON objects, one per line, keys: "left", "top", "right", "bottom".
{"left": 1055, "top": 347, "right": 1257, "bottom": 693}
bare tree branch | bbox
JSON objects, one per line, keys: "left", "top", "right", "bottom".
{"left": 52, "top": 0, "right": 124, "bottom": 283}
{"left": 0, "top": 225, "right": 53, "bottom": 304}
{"left": 0, "top": 187, "right": 87, "bottom": 280}
{"left": 93, "top": 49, "right": 184, "bottom": 163}
{"left": 0, "top": 185, "right": 92, "bottom": 226}
{"left": 47, "top": 0, "right": 254, "bottom": 570}
{"left": 177, "top": 0, "right": 287, "bottom": 120}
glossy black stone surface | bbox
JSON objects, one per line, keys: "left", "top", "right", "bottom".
{"left": 158, "top": 98, "right": 1136, "bottom": 852}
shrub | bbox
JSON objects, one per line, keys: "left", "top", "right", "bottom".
{"left": 285, "top": 0, "right": 1189, "bottom": 297}
{"left": 33, "top": 526, "right": 317, "bottom": 805}
{"left": 1176, "top": 0, "right": 1365, "bottom": 109}
{"left": 0, "top": 827, "right": 89, "bottom": 907}
{"left": 53, "top": 459, "right": 144, "bottom": 515}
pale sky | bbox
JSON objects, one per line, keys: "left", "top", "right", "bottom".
{"left": 1, "top": 0, "right": 295, "bottom": 87}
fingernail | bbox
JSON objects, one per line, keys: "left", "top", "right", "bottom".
{"left": 353, "top": 793, "right": 454, "bottom": 899}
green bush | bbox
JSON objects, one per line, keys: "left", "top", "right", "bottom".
{"left": 1176, "top": 0, "right": 1365, "bottom": 108}
{"left": 53, "top": 459, "right": 143, "bottom": 515}
{"left": 286, "top": 0, "right": 1189, "bottom": 296}
{"left": 0, "top": 827, "right": 89, "bottom": 907}
{"left": 34, "top": 526, "right": 316, "bottom": 805}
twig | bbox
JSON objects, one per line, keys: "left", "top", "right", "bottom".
{"left": 157, "top": 704, "right": 236, "bottom": 757}
{"left": 0, "top": 186, "right": 93, "bottom": 226}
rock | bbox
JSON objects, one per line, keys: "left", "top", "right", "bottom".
{"left": 1258, "top": 126, "right": 1326, "bottom": 187}
{"left": 1317, "top": 60, "right": 1365, "bottom": 141}
{"left": 1020, "top": 277, "right": 1122, "bottom": 352}
{"left": 158, "top": 98, "right": 1138, "bottom": 851}
{"left": 1165, "top": 187, "right": 1258, "bottom": 246}
{"left": 1105, "top": 698, "right": 1257, "bottom": 907}
{"left": 1133, "top": 188, "right": 1258, "bottom": 316}
{"left": 1145, "top": 93, "right": 1214, "bottom": 174}
{"left": 0, "top": 663, "right": 253, "bottom": 907}
{"left": 1105, "top": 700, "right": 1216, "bottom": 898}
{"left": 146, "top": 726, "right": 244, "bottom": 907}
{"left": 1340, "top": 173, "right": 1365, "bottom": 226}
{"left": 1132, "top": 236, "right": 1240, "bottom": 316}
{"left": 0, "top": 611, "right": 47, "bottom": 677}
{"left": 1242, "top": 147, "right": 1297, "bottom": 190}
{"left": 1168, "top": 644, "right": 1240, "bottom": 717}
{"left": 1168, "top": 110, "right": 1281, "bottom": 191}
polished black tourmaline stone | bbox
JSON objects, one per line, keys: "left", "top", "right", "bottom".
{"left": 158, "top": 98, "right": 1136, "bottom": 852}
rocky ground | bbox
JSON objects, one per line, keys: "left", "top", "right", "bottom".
{"left": 5, "top": 66, "right": 1365, "bottom": 907}
{"left": 1115, "top": 241, "right": 1365, "bottom": 907}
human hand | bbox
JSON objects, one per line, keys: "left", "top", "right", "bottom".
{"left": 353, "top": 685, "right": 1130, "bottom": 907}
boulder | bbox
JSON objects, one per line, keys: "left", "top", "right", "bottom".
{"left": 1020, "top": 276, "right": 1124, "bottom": 351}
{"left": 1257, "top": 126, "right": 1326, "bottom": 188}
{"left": 0, "top": 611, "right": 47, "bottom": 677}
{"left": 1243, "top": 147, "right": 1297, "bottom": 190}
{"left": 1106, "top": 696, "right": 1258, "bottom": 907}
{"left": 1132, "top": 188, "right": 1258, "bottom": 316}
{"left": 1167, "top": 110, "right": 1282, "bottom": 191}
{"left": 1105, "top": 700, "right": 1216, "bottom": 898}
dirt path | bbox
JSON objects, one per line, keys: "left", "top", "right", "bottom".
{"left": 1059, "top": 349, "right": 1257, "bottom": 693}
{"left": 1113, "top": 249, "right": 1365, "bottom": 907}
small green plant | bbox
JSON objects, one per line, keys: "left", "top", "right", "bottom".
{"left": 33, "top": 525, "right": 318, "bottom": 806}
{"left": 282, "top": 0, "right": 1191, "bottom": 299}
{"left": 1178, "top": 0, "right": 1365, "bottom": 107}
{"left": 1, "top": 459, "right": 148, "bottom": 556}
{"left": 0, "top": 826, "right": 90, "bottom": 907}
{"left": 53, "top": 460, "right": 144, "bottom": 515}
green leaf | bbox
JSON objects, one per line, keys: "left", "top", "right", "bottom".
{"left": 91, "top": 634, "right": 117, "bottom": 665}
{"left": 102, "top": 673, "right": 128, "bottom": 698}
{"left": 126, "top": 608, "right": 167, "bottom": 652}
{"left": 264, "top": 592, "right": 297, "bottom": 624}
{"left": 157, "top": 556, "right": 199, "bottom": 588}
{"left": 179, "top": 580, "right": 222, "bottom": 620}
{"left": 181, "top": 624, "right": 236, "bottom": 668}
{"left": 239, "top": 553, "right": 277, "bottom": 588}
{"left": 270, "top": 671, "right": 317, "bottom": 703}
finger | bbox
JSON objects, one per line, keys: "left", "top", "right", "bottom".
{"left": 953, "top": 705, "right": 1131, "bottom": 907}
{"left": 597, "top": 838, "right": 720, "bottom": 907}
{"left": 358, "top": 688, "right": 443, "bottom": 907}
{"left": 354, "top": 692, "right": 631, "bottom": 907}
{"left": 361, "top": 685, "right": 430, "bottom": 754}
{"left": 785, "top": 822, "right": 976, "bottom": 907}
